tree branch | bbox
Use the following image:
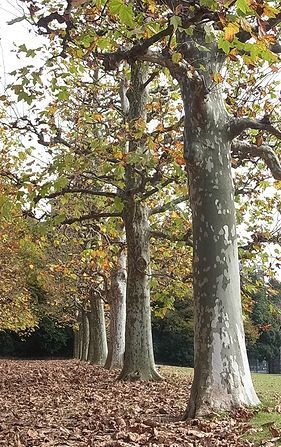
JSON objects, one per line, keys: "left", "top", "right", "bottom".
{"left": 150, "top": 229, "right": 192, "bottom": 246}
{"left": 141, "top": 177, "right": 178, "bottom": 200}
{"left": 239, "top": 232, "right": 281, "bottom": 251}
{"left": 150, "top": 195, "right": 188, "bottom": 216}
{"left": 228, "top": 118, "right": 281, "bottom": 140}
{"left": 34, "top": 188, "right": 117, "bottom": 204}
{"left": 62, "top": 211, "right": 121, "bottom": 225}
{"left": 231, "top": 141, "right": 281, "bottom": 180}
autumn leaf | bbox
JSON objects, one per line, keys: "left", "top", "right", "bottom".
{"left": 0, "top": 360, "right": 259, "bottom": 446}
{"left": 71, "top": 0, "right": 87, "bottom": 6}
{"left": 212, "top": 71, "right": 223, "bottom": 83}
{"left": 224, "top": 22, "right": 240, "bottom": 41}
{"left": 255, "top": 133, "right": 264, "bottom": 147}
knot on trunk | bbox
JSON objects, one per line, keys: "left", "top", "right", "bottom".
{"left": 136, "top": 256, "right": 148, "bottom": 273}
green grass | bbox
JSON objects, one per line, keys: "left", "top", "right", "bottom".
{"left": 161, "top": 366, "right": 281, "bottom": 445}
{"left": 248, "top": 373, "right": 281, "bottom": 445}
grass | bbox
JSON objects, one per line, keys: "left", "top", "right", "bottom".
{"left": 162, "top": 366, "right": 281, "bottom": 445}
{"left": 247, "top": 373, "right": 281, "bottom": 445}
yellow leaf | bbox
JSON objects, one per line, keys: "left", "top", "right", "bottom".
{"left": 172, "top": 52, "right": 182, "bottom": 63}
{"left": 93, "top": 113, "right": 103, "bottom": 122}
{"left": 212, "top": 71, "right": 223, "bottom": 83}
{"left": 239, "top": 18, "right": 252, "bottom": 33}
{"left": 224, "top": 22, "right": 240, "bottom": 42}
{"left": 262, "top": 5, "right": 278, "bottom": 18}
{"left": 147, "top": 0, "right": 156, "bottom": 14}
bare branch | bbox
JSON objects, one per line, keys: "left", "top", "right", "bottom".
{"left": 231, "top": 141, "right": 281, "bottom": 180}
{"left": 141, "top": 177, "right": 178, "bottom": 200}
{"left": 228, "top": 118, "right": 281, "bottom": 140}
{"left": 142, "top": 71, "right": 159, "bottom": 90}
{"left": 150, "top": 229, "right": 192, "bottom": 246}
{"left": 34, "top": 188, "right": 117, "bottom": 204}
{"left": 62, "top": 211, "right": 122, "bottom": 225}
{"left": 239, "top": 232, "right": 281, "bottom": 251}
{"left": 150, "top": 195, "right": 188, "bottom": 216}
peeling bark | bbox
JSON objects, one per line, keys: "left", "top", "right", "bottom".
{"left": 179, "top": 64, "right": 260, "bottom": 416}
{"left": 87, "top": 292, "right": 108, "bottom": 365}
{"left": 81, "top": 308, "right": 89, "bottom": 361}
{"left": 119, "top": 62, "right": 161, "bottom": 381}
{"left": 105, "top": 243, "right": 127, "bottom": 370}
{"left": 73, "top": 328, "right": 80, "bottom": 359}
{"left": 120, "top": 198, "right": 161, "bottom": 381}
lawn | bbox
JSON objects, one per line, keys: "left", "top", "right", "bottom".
{"left": 161, "top": 365, "right": 281, "bottom": 445}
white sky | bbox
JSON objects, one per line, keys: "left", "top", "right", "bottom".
{"left": 0, "top": 1, "right": 32, "bottom": 91}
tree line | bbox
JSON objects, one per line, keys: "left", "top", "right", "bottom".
{"left": 0, "top": 0, "right": 280, "bottom": 418}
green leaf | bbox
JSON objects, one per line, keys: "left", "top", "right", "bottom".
{"left": 57, "top": 87, "right": 69, "bottom": 101}
{"left": 119, "top": 4, "right": 135, "bottom": 28}
{"left": 109, "top": 0, "right": 135, "bottom": 27}
{"left": 172, "top": 52, "right": 182, "bottom": 63}
{"left": 218, "top": 35, "right": 231, "bottom": 54}
{"left": 184, "top": 26, "right": 194, "bottom": 36}
{"left": 109, "top": 0, "right": 123, "bottom": 14}
{"left": 53, "top": 176, "right": 68, "bottom": 192}
{"left": 113, "top": 196, "right": 124, "bottom": 212}
{"left": 236, "top": 0, "right": 250, "bottom": 14}
{"left": 170, "top": 15, "right": 182, "bottom": 31}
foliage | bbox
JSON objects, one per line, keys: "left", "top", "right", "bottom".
{"left": 247, "top": 276, "right": 281, "bottom": 370}
{"left": 0, "top": 318, "right": 73, "bottom": 358}
{"left": 0, "top": 187, "right": 38, "bottom": 331}
{"left": 152, "top": 298, "right": 194, "bottom": 366}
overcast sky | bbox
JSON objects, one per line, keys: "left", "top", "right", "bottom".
{"left": 0, "top": 0, "right": 41, "bottom": 93}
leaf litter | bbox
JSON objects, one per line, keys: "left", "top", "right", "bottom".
{"left": 0, "top": 360, "right": 255, "bottom": 446}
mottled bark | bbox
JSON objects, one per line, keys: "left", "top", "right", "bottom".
{"left": 120, "top": 198, "right": 161, "bottom": 380}
{"left": 73, "top": 328, "right": 80, "bottom": 359}
{"left": 74, "top": 308, "right": 83, "bottom": 360}
{"left": 81, "top": 308, "right": 90, "bottom": 361}
{"left": 87, "top": 291, "right": 108, "bottom": 365}
{"left": 105, "top": 244, "right": 126, "bottom": 370}
{"left": 178, "top": 43, "right": 260, "bottom": 416}
{"left": 73, "top": 307, "right": 82, "bottom": 359}
{"left": 119, "top": 62, "right": 161, "bottom": 381}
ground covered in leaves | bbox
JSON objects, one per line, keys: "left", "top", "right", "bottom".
{"left": 0, "top": 360, "right": 256, "bottom": 446}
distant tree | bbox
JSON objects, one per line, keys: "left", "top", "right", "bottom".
{"left": 152, "top": 298, "right": 194, "bottom": 367}
{"left": 248, "top": 276, "right": 281, "bottom": 373}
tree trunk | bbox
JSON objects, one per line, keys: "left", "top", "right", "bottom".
{"left": 119, "top": 198, "right": 161, "bottom": 380}
{"left": 105, "top": 244, "right": 126, "bottom": 370}
{"left": 73, "top": 307, "right": 82, "bottom": 359}
{"left": 268, "top": 350, "right": 281, "bottom": 374}
{"left": 87, "top": 291, "right": 108, "bottom": 365}
{"left": 81, "top": 308, "right": 90, "bottom": 361}
{"left": 179, "top": 73, "right": 260, "bottom": 416}
{"left": 118, "top": 61, "right": 161, "bottom": 381}
{"left": 73, "top": 328, "right": 80, "bottom": 359}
